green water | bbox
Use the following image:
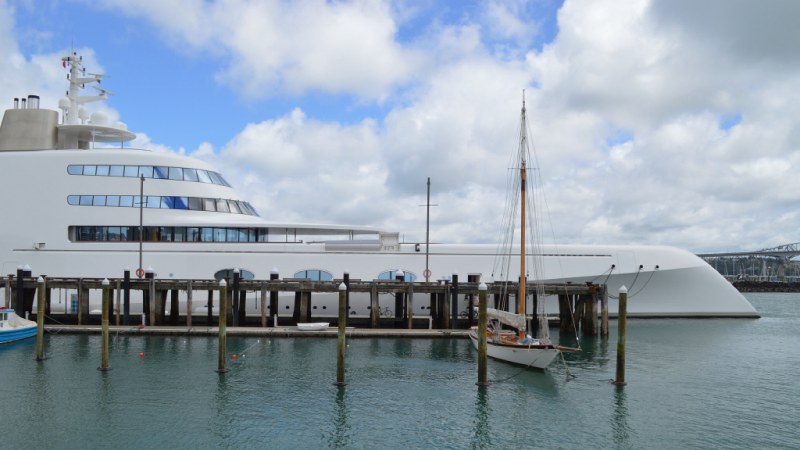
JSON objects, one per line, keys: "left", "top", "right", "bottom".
{"left": 1, "top": 293, "right": 798, "bottom": 449}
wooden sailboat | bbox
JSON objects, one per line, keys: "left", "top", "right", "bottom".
{"left": 468, "top": 95, "right": 576, "bottom": 369}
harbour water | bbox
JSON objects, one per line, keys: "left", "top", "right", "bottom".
{"left": 1, "top": 293, "right": 798, "bottom": 449}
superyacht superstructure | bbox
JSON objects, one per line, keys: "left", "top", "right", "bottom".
{"left": 0, "top": 52, "right": 759, "bottom": 319}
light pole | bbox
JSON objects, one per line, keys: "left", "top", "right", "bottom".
{"left": 138, "top": 174, "right": 144, "bottom": 278}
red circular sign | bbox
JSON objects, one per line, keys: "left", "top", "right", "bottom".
{"left": 423, "top": 269, "right": 432, "bottom": 279}
{"left": 135, "top": 267, "right": 145, "bottom": 278}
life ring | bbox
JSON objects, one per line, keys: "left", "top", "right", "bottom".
{"left": 135, "top": 267, "right": 145, "bottom": 278}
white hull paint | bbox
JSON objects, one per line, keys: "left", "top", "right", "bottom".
{"left": 0, "top": 148, "right": 760, "bottom": 318}
{"left": 0, "top": 53, "right": 759, "bottom": 320}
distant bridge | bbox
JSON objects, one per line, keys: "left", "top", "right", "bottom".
{"left": 698, "top": 242, "right": 800, "bottom": 281}
{"left": 697, "top": 242, "right": 800, "bottom": 260}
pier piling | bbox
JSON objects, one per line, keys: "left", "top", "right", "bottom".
{"left": 123, "top": 269, "right": 130, "bottom": 326}
{"left": 269, "top": 269, "right": 279, "bottom": 327}
{"left": 601, "top": 285, "right": 609, "bottom": 337}
{"left": 614, "top": 285, "right": 628, "bottom": 386}
{"left": 216, "top": 279, "right": 228, "bottom": 374}
{"left": 186, "top": 280, "right": 193, "bottom": 328}
{"left": 336, "top": 281, "right": 347, "bottom": 386}
{"left": 99, "top": 278, "right": 111, "bottom": 372}
{"left": 35, "top": 276, "right": 45, "bottom": 361}
{"left": 477, "top": 282, "right": 488, "bottom": 386}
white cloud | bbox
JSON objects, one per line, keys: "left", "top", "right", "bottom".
{"left": 95, "top": 0, "right": 422, "bottom": 100}
{"left": 6, "top": 0, "right": 800, "bottom": 253}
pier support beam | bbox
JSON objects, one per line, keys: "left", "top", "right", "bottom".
{"left": 186, "top": 281, "right": 193, "bottom": 328}
{"left": 232, "top": 269, "right": 240, "bottom": 327}
{"left": 206, "top": 289, "right": 214, "bottom": 326}
{"left": 170, "top": 289, "right": 179, "bottom": 325}
{"left": 123, "top": 269, "right": 131, "bottom": 326}
{"left": 370, "top": 282, "right": 379, "bottom": 328}
{"left": 260, "top": 283, "right": 267, "bottom": 328}
{"left": 78, "top": 280, "right": 88, "bottom": 325}
{"left": 406, "top": 283, "right": 414, "bottom": 329}
{"left": 35, "top": 277, "right": 45, "bottom": 361}
{"left": 269, "top": 270, "right": 279, "bottom": 327}
{"left": 145, "top": 269, "right": 155, "bottom": 326}
{"left": 451, "top": 274, "right": 459, "bottom": 329}
{"left": 601, "top": 286, "right": 609, "bottom": 337}
{"left": 394, "top": 271, "right": 405, "bottom": 329}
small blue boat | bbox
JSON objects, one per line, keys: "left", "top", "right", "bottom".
{"left": 0, "top": 308, "right": 37, "bottom": 344}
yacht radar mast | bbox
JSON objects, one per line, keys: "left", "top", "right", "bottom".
{"left": 56, "top": 52, "right": 135, "bottom": 148}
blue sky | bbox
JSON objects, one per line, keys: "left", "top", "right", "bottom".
{"left": 10, "top": 0, "right": 562, "bottom": 151}
{"left": 3, "top": 0, "right": 800, "bottom": 252}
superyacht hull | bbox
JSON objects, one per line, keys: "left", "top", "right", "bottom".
{"left": 0, "top": 52, "right": 759, "bottom": 320}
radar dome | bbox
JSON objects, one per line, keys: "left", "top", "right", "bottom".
{"left": 90, "top": 111, "right": 108, "bottom": 125}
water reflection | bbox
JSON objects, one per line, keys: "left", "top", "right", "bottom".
{"left": 329, "top": 388, "right": 350, "bottom": 448}
{"left": 612, "top": 387, "right": 632, "bottom": 449}
{"left": 471, "top": 387, "right": 492, "bottom": 448}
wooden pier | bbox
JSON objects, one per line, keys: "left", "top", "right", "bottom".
{"left": 2, "top": 273, "right": 607, "bottom": 337}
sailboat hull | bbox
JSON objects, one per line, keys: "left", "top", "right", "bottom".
{"left": 468, "top": 328, "right": 560, "bottom": 370}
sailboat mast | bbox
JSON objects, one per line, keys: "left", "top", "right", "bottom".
{"left": 519, "top": 96, "right": 527, "bottom": 338}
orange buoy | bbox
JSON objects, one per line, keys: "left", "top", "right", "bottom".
{"left": 139, "top": 352, "right": 144, "bottom": 358}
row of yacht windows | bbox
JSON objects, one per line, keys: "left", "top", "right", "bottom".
{"left": 67, "top": 195, "right": 259, "bottom": 216}
{"left": 67, "top": 164, "right": 232, "bottom": 187}
{"left": 216, "top": 269, "right": 416, "bottom": 282}
{"left": 70, "top": 226, "right": 419, "bottom": 281}
{"left": 73, "top": 226, "right": 269, "bottom": 243}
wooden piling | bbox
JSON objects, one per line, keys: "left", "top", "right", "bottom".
{"left": 114, "top": 280, "right": 121, "bottom": 326}
{"left": 477, "top": 282, "right": 488, "bottom": 386}
{"left": 123, "top": 269, "right": 131, "bottom": 326}
{"left": 406, "top": 283, "right": 414, "bottom": 329}
{"left": 170, "top": 289, "right": 179, "bottom": 325}
{"left": 451, "top": 274, "right": 459, "bottom": 329}
{"left": 601, "top": 286, "right": 609, "bottom": 337}
{"left": 77, "top": 279, "right": 88, "bottom": 325}
{"left": 260, "top": 283, "right": 267, "bottom": 328}
{"left": 15, "top": 267, "right": 23, "bottom": 315}
{"left": 186, "top": 280, "right": 193, "bottom": 328}
{"left": 336, "top": 282, "right": 347, "bottom": 386}
{"left": 232, "top": 269, "right": 240, "bottom": 327}
{"left": 269, "top": 270, "right": 279, "bottom": 327}
{"left": 216, "top": 280, "right": 228, "bottom": 373}
{"left": 147, "top": 272, "right": 155, "bottom": 327}
{"left": 35, "top": 276, "right": 45, "bottom": 361}
{"left": 4, "top": 274, "right": 11, "bottom": 308}
{"left": 370, "top": 281, "right": 379, "bottom": 328}
{"left": 394, "top": 271, "right": 404, "bottom": 328}
{"left": 614, "top": 286, "right": 628, "bottom": 386}
{"left": 206, "top": 289, "right": 213, "bottom": 325}
{"left": 442, "top": 280, "right": 450, "bottom": 329}
{"left": 99, "top": 278, "right": 111, "bottom": 371}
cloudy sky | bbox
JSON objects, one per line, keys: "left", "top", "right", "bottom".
{"left": 3, "top": 0, "right": 799, "bottom": 253}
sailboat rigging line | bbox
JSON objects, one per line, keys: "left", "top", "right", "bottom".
{"left": 559, "top": 351, "right": 576, "bottom": 379}
{"left": 558, "top": 281, "right": 582, "bottom": 348}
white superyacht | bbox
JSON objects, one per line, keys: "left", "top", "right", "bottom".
{"left": 0, "top": 52, "right": 759, "bottom": 319}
